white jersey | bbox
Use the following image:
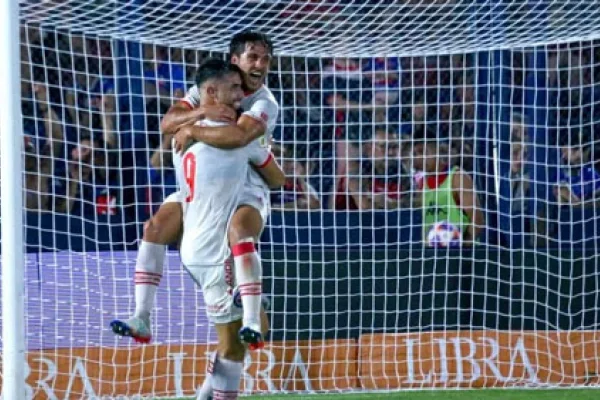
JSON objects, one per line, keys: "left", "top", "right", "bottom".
{"left": 178, "top": 119, "right": 272, "bottom": 267}
{"left": 181, "top": 84, "right": 279, "bottom": 192}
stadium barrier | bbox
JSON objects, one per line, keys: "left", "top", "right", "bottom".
{"left": 2, "top": 332, "right": 599, "bottom": 398}
{"left": 1, "top": 249, "right": 598, "bottom": 398}
{"left": 0, "top": 340, "right": 357, "bottom": 399}
{"left": 9, "top": 210, "right": 600, "bottom": 254}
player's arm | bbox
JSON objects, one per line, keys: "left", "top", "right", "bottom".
{"left": 160, "top": 84, "right": 237, "bottom": 135}
{"left": 160, "top": 102, "right": 207, "bottom": 135}
{"left": 252, "top": 153, "right": 286, "bottom": 189}
{"left": 175, "top": 115, "right": 265, "bottom": 150}
{"left": 174, "top": 99, "right": 279, "bottom": 151}
{"left": 160, "top": 102, "right": 238, "bottom": 135}
{"left": 452, "top": 169, "right": 484, "bottom": 244}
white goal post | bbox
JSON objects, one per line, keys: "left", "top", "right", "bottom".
{"left": 1, "top": 0, "right": 26, "bottom": 399}
{"left": 3, "top": 0, "right": 600, "bottom": 398}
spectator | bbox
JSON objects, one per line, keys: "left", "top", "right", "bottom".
{"left": 21, "top": 83, "right": 65, "bottom": 211}
{"left": 24, "top": 139, "right": 54, "bottom": 211}
{"left": 362, "top": 126, "right": 411, "bottom": 209}
{"left": 554, "top": 127, "right": 600, "bottom": 207}
{"left": 144, "top": 44, "right": 186, "bottom": 101}
{"left": 363, "top": 57, "right": 400, "bottom": 107}
{"left": 55, "top": 131, "right": 119, "bottom": 216}
{"left": 412, "top": 99, "right": 426, "bottom": 123}
{"left": 330, "top": 126, "right": 368, "bottom": 210}
{"left": 412, "top": 131, "right": 485, "bottom": 245}
{"left": 22, "top": 83, "right": 64, "bottom": 161}
{"left": 323, "top": 57, "right": 374, "bottom": 181}
{"left": 498, "top": 114, "right": 538, "bottom": 247}
{"left": 507, "top": 115, "right": 531, "bottom": 213}
{"left": 331, "top": 125, "right": 411, "bottom": 210}
{"left": 147, "top": 133, "right": 178, "bottom": 212}
{"left": 95, "top": 93, "right": 118, "bottom": 148}
{"left": 271, "top": 146, "right": 321, "bottom": 210}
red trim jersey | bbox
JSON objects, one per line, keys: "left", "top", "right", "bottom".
{"left": 178, "top": 119, "right": 272, "bottom": 267}
{"left": 180, "top": 84, "right": 279, "bottom": 194}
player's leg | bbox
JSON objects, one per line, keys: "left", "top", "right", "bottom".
{"left": 198, "top": 321, "right": 245, "bottom": 400}
{"left": 111, "top": 193, "right": 183, "bottom": 343}
{"left": 228, "top": 205, "right": 266, "bottom": 349}
{"left": 197, "top": 307, "right": 269, "bottom": 400}
{"left": 192, "top": 265, "right": 247, "bottom": 400}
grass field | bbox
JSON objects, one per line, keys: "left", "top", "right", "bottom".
{"left": 163, "top": 388, "right": 600, "bottom": 400}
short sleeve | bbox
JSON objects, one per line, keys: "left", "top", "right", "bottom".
{"left": 246, "top": 140, "right": 273, "bottom": 168}
{"left": 242, "top": 98, "right": 279, "bottom": 136}
{"left": 179, "top": 85, "right": 201, "bottom": 109}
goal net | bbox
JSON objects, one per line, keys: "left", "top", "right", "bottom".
{"left": 4, "top": 0, "right": 600, "bottom": 398}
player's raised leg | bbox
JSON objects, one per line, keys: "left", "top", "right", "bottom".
{"left": 111, "top": 195, "right": 183, "bottom": 343}
{"left": 229, "top": 204, "right": 266, "bottom": 350}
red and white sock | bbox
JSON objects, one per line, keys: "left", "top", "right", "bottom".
{"left": 134, "top": 241, "right": 165, "bottom": 318}
{"left": 209, "top": 355, "right": 242, "bottom": 400}
{"left": 232, "top": 238, "right": 262, "bottom": 332}
{"left": 196, "top": 352, "right": 215, "bottom": 400}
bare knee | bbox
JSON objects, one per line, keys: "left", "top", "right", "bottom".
{"left": 218, "top": 340, "right": 246, "bottom": 362}
{"left": 229, "top": 206, "right": 263, "bottom": 245}
{"left": 143, "top": 202, "right": 182, "bottom": 245}
{"left": 142, "top": 218, "right": 163, "bottom": 243}
{"left": 260, "top": 310, "right": 269, "bottom": 337}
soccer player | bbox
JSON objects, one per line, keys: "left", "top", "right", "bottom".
{"left": 168, "top": 30, "right": 279, "bottom": 349}
{"left": 176, "top": 59, "right": 284, "bottom": 400}
{"left": 111, "top": 31, "right": 278, "bottom": 349}
{"left": 412, "top": 133, "right": 485, "bottom": 245}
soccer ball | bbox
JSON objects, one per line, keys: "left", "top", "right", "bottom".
{"left": 427, "top": 221, "right": 462, "bottom": 248}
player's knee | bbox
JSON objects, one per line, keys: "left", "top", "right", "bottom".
{"left": 229, "top": 207, "right": 263, "bottom": 244}
{"left": 260, "top": 310, "right": 269, "bottom": 337}
{"left": 142, "top": 218, "right": 163, "bottom": 243}
{"left": 229, "top": 227, "right": 254, "bottom": 246}
{"left": 219, "top": 339, "right": 246, "bottom": 362}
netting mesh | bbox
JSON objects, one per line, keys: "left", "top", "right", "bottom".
{"left": 20, "top": 0, "right": 600, "bottom": 57}
{"left": 5, "top": 0, "right": 600, "bottom": 398}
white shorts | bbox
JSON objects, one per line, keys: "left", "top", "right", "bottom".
{"left": 184, "top": 257, "right": 242, "bottom": 325}
{"left": 163, "top": 190, "right": 183, "bottom": 204}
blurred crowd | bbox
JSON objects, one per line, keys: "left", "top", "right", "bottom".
{"left": 15, "top": 24, "right": 600, "bottom": 244}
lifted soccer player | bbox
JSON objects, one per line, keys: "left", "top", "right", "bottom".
{"left": 170, "top": 31, "right": 279, "bottom": 350}
{"left": 111, "top": 31, "right": 278, "bottom": 350}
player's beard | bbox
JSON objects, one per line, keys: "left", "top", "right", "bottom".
{"left": 245, "top": 72, "right": 264, "bottom": 91}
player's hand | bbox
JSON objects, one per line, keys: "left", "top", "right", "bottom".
{"left": 173, "top": 126, "right": 193, "bottom": 153}
{"left": 201, "top": 104, "right": 237, "bottom": 123}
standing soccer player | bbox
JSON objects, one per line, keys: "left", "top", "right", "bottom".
{"left": 179, "top": 59, "right": 285, "bottom": 400}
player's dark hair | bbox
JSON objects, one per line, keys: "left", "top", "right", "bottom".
{"left": 194, "top": 58, "right": 242, "bottom": 87}
{"left": 229, "top": 30, "right": 274, "bottom": 57}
